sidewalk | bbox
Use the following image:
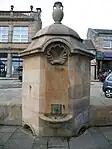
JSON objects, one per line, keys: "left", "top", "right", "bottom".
{"left": 91, "top": 79, "right": 100, "bottom": 82}
{"left": 0, "top": 79, "right": 22, "bottom": 89}
{"left": 0, "top": 77, "right": 18, "bottom": 80}
{"left": 0, "top": 126, "right": 112, "bottom": 149}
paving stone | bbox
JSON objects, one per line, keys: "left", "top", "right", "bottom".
{"left": 11, "top": 129, "right": 32, "bottom": 139}
{"left": 0, "top": 146, "right": 3, "bottom": 149}
{"left": 89, "top": 127, "right": 112, "bottom": 149}
{"left": 0, "top": 133, "right": 12, "bottom": 146}
{"left": 48, "top": 137, "right": 68, "bottom": 148}
{"left": 11, "top": 132, "right": 32, "bottom": 139}
{"left": 0, "top": 126, "right": 17, "bottom": 133}
{"left": 16, "top": 127, "right": 25, "bottom": 133}
{"left": 3, "top": 138, "right": 34, "bottom": 149}
{"left": 34, "top": 136, "right": 48, "bottom": 145}
{"left": 32, "top": 143, "right": 47, "bottom": 149}
{"left": 30, "top": 136, "right": 48, "bottom": 149}
{"left": 99, "top": 127, "right": 112, "bottom": 141}
{"left": 69, "top": 130, "right": 98, "bottom": 149}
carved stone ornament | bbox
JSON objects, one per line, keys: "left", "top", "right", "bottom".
{"left": 46, "top": 43, "right": 69, "bottom": 65}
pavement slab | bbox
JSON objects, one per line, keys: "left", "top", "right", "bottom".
{"left": 0, "top": 126, "right": 17, "bottom": 133}
{"left": 89, "top": 127, "right": 112, "bottom": 149}
{"left": 69, "top": 130, "right": 98, "bottom": 149}
{"left": 3, "top": 138, "right": 34, "bottom": 149}
{"left": 47, "top": 137, "right": 69, "bottom": 148}
{"left": 99, "top": 127, "right": 112, "bottom": 141}
{"left": 2, "top": 127, "right": 34, "bottom": 149}
{"left": 32, "top": 136, "right": 48, "bottom": 149}
{"left": 31, "top": 143, "right": 47, "bottom": 149}
{"left": 0, "top": 132, "right": 13, "bottom": 146}
{"left": 0, "top": 126, "right": 112, "bottom": 149}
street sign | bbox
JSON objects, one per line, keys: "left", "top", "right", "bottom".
{"left": 96, "top": 51, "right": 104, "bottom": 60}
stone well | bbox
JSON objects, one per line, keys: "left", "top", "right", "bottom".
{"left": 21, "top": 2, "right": 94, "bottom": 137}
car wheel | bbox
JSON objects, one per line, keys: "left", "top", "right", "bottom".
{"left": 105, "top": 89, "right": 112, "bottom": 98}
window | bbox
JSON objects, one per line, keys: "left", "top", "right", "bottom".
{"left": 107, "top": 76, "right": 112, "bottom": 81}
{"left": 0, "top": 27, "right": 8, "bottom": 42}
{"left": 13, "top": 27, "right": 28, "bottom": 43}
{"left": 103, "top": 40, "right": 112, "bottom": 48}
{"left": 12, "top": 57, "right": 23, "bottom": 75}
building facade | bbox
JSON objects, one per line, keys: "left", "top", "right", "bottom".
{"left": 87, "top": 28, "right": 112, "bottom": 78}
{"left": 83, "top": 39, "right": 96, "bottom": 80}
{"left": 0, "top": 5, "right": 42, "bottom": 77}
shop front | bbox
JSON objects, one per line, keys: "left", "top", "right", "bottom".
{"left": 96, "top": 51, "right": 112, "bottom": 76}
{"left": 0, "top": 53, "right": 23, "bottom": 77}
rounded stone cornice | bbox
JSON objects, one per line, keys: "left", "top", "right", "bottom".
{"left": 32, "top": 23, "right": 82, "bottom": 41}
{"left": 41, "top": 37, "right": 73, "bottom": 52}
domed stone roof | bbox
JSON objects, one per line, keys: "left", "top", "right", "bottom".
{"left": 21, "top": 1, "right": 94, "bottom": 59}
{"left": 33, "top": 23, "right": 81, "bottom": 41}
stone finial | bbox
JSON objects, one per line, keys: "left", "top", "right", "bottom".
{"left": 52, "top": 2, "right": 64, "bottom": 24}
{"left": 36, "top": 8, "right": 42, "bottom": 17}
{"left": 10, "top": 5, "right": 14, "bottom": 11}
{"left": 36, "top": 8, "right": 42, "bottom": 13}
{"left": 30, "top": 5, "right": 33, "bottom": 11}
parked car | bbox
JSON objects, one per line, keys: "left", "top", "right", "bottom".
{"left": 102, "top": 73, "right": 112, "bottom": 98}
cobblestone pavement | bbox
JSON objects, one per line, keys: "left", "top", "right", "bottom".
{"left": 0, "top": 126, "right": 112, "bottom": 149}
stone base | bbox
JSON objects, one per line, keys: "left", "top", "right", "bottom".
{"left": 89, "top": 105, "right": 112, "bottom": 126}
{"left": 0, "top": 103, "right": 22, "bottom": 125}
{"left": 22, "top": 115, "right": 89, "bottom": 137}
{"left": 22, "top": 117, "right": 74, "bottom": 137}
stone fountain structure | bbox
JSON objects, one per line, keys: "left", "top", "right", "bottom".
{"left": 21, "top": 2, "right": 94, "bottom": 137}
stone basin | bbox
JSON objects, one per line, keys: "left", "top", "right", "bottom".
{"left": 39, "top": 114, "right": 73, "bottom": 128}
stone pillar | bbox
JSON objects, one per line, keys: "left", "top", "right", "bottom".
{"left": 6, "top": 53, "right": 12, "bottom": 78}
{"left": 22, "top": 2, "right": 94, "bottom": 137}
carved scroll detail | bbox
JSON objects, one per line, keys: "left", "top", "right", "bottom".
{"left": 46, "top": 43, "right": 68, "bottom": 65}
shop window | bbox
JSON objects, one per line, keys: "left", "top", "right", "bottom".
{"left": 103, "top": 40, "right": 112, "bottom": 48}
